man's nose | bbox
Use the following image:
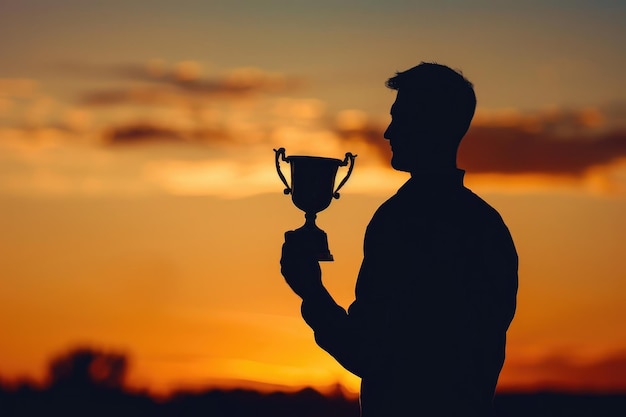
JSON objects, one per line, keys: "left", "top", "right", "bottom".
{"left": 383, "top": 124, "right": 392, "bottom": 141}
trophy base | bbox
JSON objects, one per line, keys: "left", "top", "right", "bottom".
{"left": 284, "top": 224, "right": 334, "bottom": 262}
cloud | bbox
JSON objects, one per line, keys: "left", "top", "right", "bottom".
{"left": 104, "top": 123, "right": 186, "bottom": 146}
{"left": 503, "top": 350, "right": 626, "bottom": 392}
{"left": 96, "top": 95, "right": 334, "bottom": 148}
{"left": 334, "top": 106, "right": 626, "bottom": 177}
{"left": 95, "top": 102, "right": 626, "bottom": 198}
{"left": 103, "top": 122, "right": 236, "bottom": 147}
{"left": 70, "top": 62, "right": 626, "bottom": 180}
{"left": 3, "top": 62, "right": 626, "bottom": 198}
{"left": 128, "top": 63, "right": 301, "bottom": 95}
{"left": 458, "top": 127, "right": 626, "bottom": 175}
{"left": 79, "top": 61, "right": 303, "bottom": 107}
{"left": 80, "top": 87, "right": 183, "bottom": 107}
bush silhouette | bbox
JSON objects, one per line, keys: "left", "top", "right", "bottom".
{"left": 48, "top": 346, "right": 128, "bottom": 390}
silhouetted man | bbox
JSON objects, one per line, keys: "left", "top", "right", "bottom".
{"left": 280, "top": 62, "right": 518, "bottom": 417}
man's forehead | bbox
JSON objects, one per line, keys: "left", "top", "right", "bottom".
{"left": 390, "top": 90, "right": 425, "bottom": 115}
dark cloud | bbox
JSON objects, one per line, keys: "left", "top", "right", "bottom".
{"left": 105, "top": 124, "right": 183, "bottom": 145}
{"left": 458, "top": 127, "right": 626, "bottom": 175}
{"left": 506, "top": 351, "right": 626, "bottom": 392}
{"left": 337, "top": 119, "right": 626, "bottom": 176}
{"left": 104, "top": 123, "right": 231, "bottom": 146}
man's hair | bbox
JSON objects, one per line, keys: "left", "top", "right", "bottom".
{"left": 386, "top": 62, "right": 476, "bottom": 145}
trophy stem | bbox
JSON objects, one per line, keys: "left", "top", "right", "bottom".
{"left": 283, "top": 212, "right": 334, "bottom": 262}
{"left": 304, "top": 212, "right": 317, "bottom": 227}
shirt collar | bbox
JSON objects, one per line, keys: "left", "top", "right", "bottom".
{"left": 398, "top": 168, "right": 466, "bottom": 193}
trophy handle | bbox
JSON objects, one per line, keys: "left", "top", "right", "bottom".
{"left": 333, "top": 152, "right": 357, "bottom": 199}
{"left": 273, "top": 148, "right": 292, "bottom": 195}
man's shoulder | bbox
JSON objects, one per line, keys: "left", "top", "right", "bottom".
{"left": 366, "top": 182, "right": 510, "bottom": 230}
{"left": 462, "top": 188, "right": 517, "bottom": 253}
{"left": 368, "top": 190, "right": 407, "bottom": 222}
{"left": 461, "top": 187, "right": 501, "bottom": 214}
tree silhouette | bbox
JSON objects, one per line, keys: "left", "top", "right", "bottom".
{"left": 1, "top": 346, "right": 626, "bottom": 416}
{"left": 48, "top": 346, "right": 128, "bottom": 390}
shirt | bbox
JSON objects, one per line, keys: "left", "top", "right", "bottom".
{"left": 301, "top": 170, "right": 518, "bottom": 417}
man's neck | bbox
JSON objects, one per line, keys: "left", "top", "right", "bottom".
{"left": 404, "top": 165, "right": 465, "bottom": 191}
{"left": 409, "top": 164, "right": 460, "bottom": 178}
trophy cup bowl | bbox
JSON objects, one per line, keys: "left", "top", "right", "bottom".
{"left": 274, "top": 147, "right": 356, "bottom": 261}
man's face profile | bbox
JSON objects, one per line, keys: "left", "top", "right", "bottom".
{"left": 384, "top": 89, "right": 432, "bottom": 173}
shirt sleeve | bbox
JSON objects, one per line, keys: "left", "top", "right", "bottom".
{"left": 300, "top": 210, "right": 393, "bottom": 378}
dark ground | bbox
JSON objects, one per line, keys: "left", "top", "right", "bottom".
{"left": 4, "top": 348, "right": 625, "bottom": 416}
{"left": 2, "top": 383, "right": 626, "bottom": 417}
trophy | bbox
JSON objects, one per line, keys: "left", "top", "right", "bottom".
{"left": 274, "top": 147, "right": 356, "bottom": 261}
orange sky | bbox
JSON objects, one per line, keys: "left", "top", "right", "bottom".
{"left": 2, "top": 181, "right": 626, "bottom": 395}
{"left": 1, "top": 1, "right": 626, "bottom": 396}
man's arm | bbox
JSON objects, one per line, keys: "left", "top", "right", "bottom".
{"left": 280, "top": 235, "right": 389, "bottom": 378}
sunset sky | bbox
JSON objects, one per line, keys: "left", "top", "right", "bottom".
{"left": 1, "top": 1, "right": 626, "bottom": 396}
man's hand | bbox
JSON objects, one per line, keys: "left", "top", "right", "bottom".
{"left": 280, "top": 231, "right": 325, "bottom": 300}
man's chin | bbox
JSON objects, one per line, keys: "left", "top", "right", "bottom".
{"left": 390, "top": 157, "right": 413, "bottom": 173}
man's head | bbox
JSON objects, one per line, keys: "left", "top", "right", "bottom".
{"left": 384, "top": 62, "right": 476, "bottom": 173}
